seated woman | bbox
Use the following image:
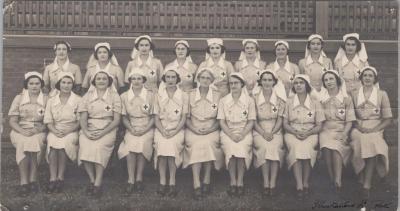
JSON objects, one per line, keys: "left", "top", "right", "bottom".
{"left": 44, "top": 72, "right": 81, "bottom": 194}
{"left": 183, "top": 68, "right": 223, "bottom": 200}
{"left": 8, "top": 72, "right": 48, "bottom": 197}
{"left": 218, "top": 72, "right": 256, "bottom": 197}
{"left": 78, "top": 70, "right": 122, "bottom": 198}
{"left": 350, "top": 66, "right": 392, "bottom": 199}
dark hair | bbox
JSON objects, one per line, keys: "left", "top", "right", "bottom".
{"left": 291, "top": 78, "right": 312, "bottom": 94}
{"left": 24, "top": 76, "right": 45, "bottom": 89}
{"left": 274, "top": 43, "right": 290, "bottom": 56}
{"left": 173, "top": 43, "right": 191, "bottom": 57}
{"left": 322, "top": 72, "right": 342, "bottom": 88}
{"left": 94, "top": 46, "right": 113, "bottom": 60}
{"left": 257, "top": 72, "right": 278, "bottom": 87}
{"left": 134, "top": 37, "right": 155, "bottom": 51}
{"left": 206, "top": 45, "right": 226, "bottom": 55}
{"left": 128, "top": 75, "right": 147, "bottom": 84}
{"left": 340, "top": 37, "right": 362, "bottom": 53}
{"left": 54, "top": 41, "right": 72, "bottom": 52}
{"left": 359, "top": 69, "right": 379, "bottom": 85}
{"left": 306, "top": 38, "right": 324, "bottom": 50}
{"left": 230, "top": 75, "right": 246, "bottom": 88}
{"left": 243, "top": 41, "right": 260, "bottom": 52}
{"left": 161, "top": 70, "right": 181, "bottom": 84}
{"left": 91, "top": 72, "right": 114, "bottom": 87}
{"left": 55, "top": 76, "right": 75, "bottom": 91}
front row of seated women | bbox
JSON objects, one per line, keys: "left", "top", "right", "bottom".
{"left": 9, "top": 64, "right": 392, "bottom": 200}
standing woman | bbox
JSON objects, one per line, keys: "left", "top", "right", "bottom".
{"left": 218, "top": 72, "right": 256, "bottom": 197}
{"left": 252, "top": 70, "right": 287, "bottom": 197}
{"left": 78, "top": 70, "right": 122, "bottom": 198}
{"left": 283, "top": 74, "right": 325, "bottom": 197}
{"left": 350, "top": 66, "right": 392, "bottom": 198}
{"left": 125, "top": 35, "right": 164, "bottom": 91}
{"left": 82, "top": 42, "right": 125, "bottom": 94}
{"left": 234, "top": 39, "right": 267, "bottom": 94}
{"left": 43, "top": 41, "right": 82, "bottom": 96}
{"left": 8, "top": 72, "right": 47, "bottom": 197}
{"left": 266, "top": 41, "right": 300, "bottom": 96}
{"left": 165, "top": 40, "right": 198, "bottom": 92}
{"left": 44, "top": 72, "right": 81, "bottom": 193}
{"left": 298, "top": 34, "right": 333, "bottom": 95}
{"left": 198, "top": 38, "right": 235, "bottom": 97}
{"left": 118, "top": 68, "right": 155, "bottom": 195}
{"left": 319, "top": 70, "right": 355, "bottom": 193}
{"left": 183, "top": 68, "right": 223, "bottom": 199}
{"left": 153, "top": 69, "right": 188, "bottom": 197}
{"left": 334, "top": 33, "right": 369, "bottom": 93}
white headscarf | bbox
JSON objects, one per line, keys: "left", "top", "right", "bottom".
{"left": 318, "top": 69, "right": 349, "bottom": 103}
{"left": 131, "top": 35, "right": 154, "bottom": 60}
{"left": 205, "top": 38, "right": 226, "bottom": 60}
{"left": 86, "top": 42, "right": 119, "bottom": 69}
{"left": 252, "top": 69, "right": 287, "bottom": 103}
{"left": 238, "top": 39, "right": 261, "bottom": 61}
{"left": 304, "top": 34, "right": 327, "bottom": 60}
{"left": 334, "top": 33, "right": 368, "bottom": 66}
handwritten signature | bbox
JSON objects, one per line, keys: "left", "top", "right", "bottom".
{"left": 312, "top": 199, "right": 392, "bottom": 209}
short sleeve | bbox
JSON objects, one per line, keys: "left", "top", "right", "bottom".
{"left": 278, "top": 99, "right": 286, "bottom": 117}
{"left": 112, "top": 93, "right": 122, "bottom": 113}
{"left": 282, "top": 100, "right": 290, "bottom": 119}
{"left": 153, "top": 94, "right": 160, "bottom": 115}
{"left": 292, "top": 63, "right": 300, "bottom": 75}
{"left": 234, "top": 61, "right": 241, "bottom": 72}
{"left": 314, "top": 101, "right": 326, "bottom": 123}
{"left": 120, "top": 94, "right": 127, "bottom": 115}
{"left": 8, "top": 95, "right": 21, "bottom": 116}
{"left": 217, "top": 100, "right": 225, "bottom": 120}
{"left": 381, "top": 91, "right": 393, "bottom": 119}
{"left": 298, "top": 59, "right": 306, "bottom": 74}
{"left": 345, "top": 97, "right": 356, "bottom": 122}
{"left": 74, "top": 65, "right": 83, "bottom": 85}
{"left": 43, "top": 67, "right": 50, "bottom": 86}
{"left": 43, "top": 99, "right": 54, "bottom": 124}
{"left": 226, "top": 61, "right": 234, "bottom": 75}
{"left": 247, "top": 98, "right": 256, "bottom": 120}
{"left": 124, "top": 62, "right": 132, "bottom": 84}
{"left": 81, "top": 68, "right": 92, "bottom": 88}
{"left": 115, "top": 66, "right": 125, "bottom": 88}
{"left": 77, "top": 93, "right": 89, "bottom": 112}
{"left": 182, "top": 92, "right": 189, "bottom": 114}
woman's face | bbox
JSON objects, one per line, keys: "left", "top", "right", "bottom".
{"left": 229, "top": 76, "right": 243, "bottom": 93}
{"left": 260, "top": 73, "right": 275, "bottom": 90}
{"left": 55, "top": 43, "right": 68, "bottom": 60}
{"left": 244, "top": 42, "right": 258, "bottom": 58}
{"left": 27, "top": 77, "right": 42, "bottom": 94}
{"left": 209, "top": 44, "right": 222, "bottom": 59}
{"left": 94, "top": 72, "right": 110, "bottom": 89}
{"left": 361, "top": 70, "right": 376, "bottom": 86}
{"left": 198, "top": 71, "right": 213, "bottom": 88}
{"left": 59, "top": 77, "right": 73, "bottom": 93}
{"left": 309, "top": 38, "right": 322, "bottom": 54}
{"left": 293, "top": 78, "right": 306, "bottom": 94}
{"left": 175, "top": 44, "right": 188, "bottom": 59}
{"left": 344, "top": 39, "right": 357, "bottom": 55}
{"left": 164, "top": 70, "right": 178, "bottom": 87}
{"left": 323, "top": 73, "right": 338, "bottom": 90}
{"left": 130, "top": 74, "right": 145, "bottom": 89}
{"left": 138, "top": 39, "right": 151, "bottom": 55}
{"left": 275, "top": 44, "right": 288, "bottom": 59}
{"left": 96, "top": 47, "right": 110, "bottom": 63}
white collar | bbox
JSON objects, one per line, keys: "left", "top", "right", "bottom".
{"left": 357, "top": 86, "right": 378, "bottom": 107}
{"left": 52, "top": 92, "right": 79, "bottom": 107}
{"left": 242, "top": 57, "right": 261, "bottom": 69}
{"left": 158, "top": 86, "right": 183, "bottom": 105}
{"left": 49, "top": 58, "right": 70, "bottom": 72}
{"left": 320, "top": 89, "right": 345, "bottom": 104}
{"left": 96, "top": 62, "right": 111, "bottom": 73}
{"left": 226, "top": 91, "right": 248, "bottom": 108}
{"left": 257, "top": 90, "right": 278, "bottom": 107}
{"left": 127, "top": 87, "right": 148, "bottom": 102}
{"left": 305, "top": 54, "right": 325, "bottom": 66}
{"left": 194, "top": 87, "right": 213, "bottom": 103}
{"left": 273, "top": 57, "right": 291, "bottom": 74}
{"left": 89, "top": 88, "right": 111, "bottom": 102}
{"left": 138, "top": 56, "right": 153, "bottom": 67}
{"left": 293, "top": 94, "right": 311, "bottom": 110}
{"left": 171, "top": 58, "right": 191, "bottom": 70}
{"left": 206, "top": 57, "right": 226, "bottom": 69}
{"left": 341, "top": 54, "right": 361, "bottom": 68}
{"left": 20, "top": 89, "right": 45, "bottom": 106}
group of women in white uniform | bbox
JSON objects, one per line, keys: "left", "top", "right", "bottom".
{"left": 8, "top": 33, "right": 393, "bottom": 200}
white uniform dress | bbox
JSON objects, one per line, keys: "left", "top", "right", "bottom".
{"left": 118, "top": 88, "right": 155, "bottom": 161}
{"left": 217, "top": 91, "right": 256, "bottom": 169}
{"left": 82, "top": 62, "right": 125, "bottom": 91}
{"left": 234, "top": 58, "right": 267, "bottom": 94}
{"left": 283, "top": 94, "right": 325, "bottom": 169}
{"left": 44, "top": 92, "right": 81, "bottom": 162}
{"left": 319, "top": 91, "right": 355, "bottom": 165}
{"left": 8, "top": 91, "right": 47, "bottom": 164}
{"left": 125, "top": 57, "right": 163, "bottom": 92}
{"left": 165, "top": 59, "right": 198, "bottom": 92}
{"left": 153, "top": 87, "right": 188, "bottom": 168}
{"left": 198, "top": 58, "right": 234, "bottom": 97}
{"left": 350, "top": 86, "right": 392, "bottom": 177}
{"left": 298, "top": 55, "right": 333, "bottom": 92}
{"left": 77, "top": 88, "right": 122, "bottom": 167}
{"left": 334, "top": 55, "right": 369, "bottom": 93}
{"left": 183, "top": 88, "right": 223, "bottom": 169}
{"left": 253, "top": 91, "right": 286, "bottom": 168}
{"left": 266, "top": 60, "right": 300, "bottom": 96}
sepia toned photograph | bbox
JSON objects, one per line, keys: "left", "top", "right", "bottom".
{"left": 0, "top": 0, "right": 398, "bottom": 210}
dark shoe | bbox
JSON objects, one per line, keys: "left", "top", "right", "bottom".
{"left": 237, "top": 186, "right": 245, "bottom": 197}
{"left": 201, "top": 183, "right": 211, "bottom": 195}
{"left": 168, "top": 185, "right": 178, "bottom": 197}
{"left": 124, "top": 183, "right": 135, "bottom": 196}
{"left": 303, "top": 187, "right": 310, "bottom": 195}
{"left": 18, "top": 184, "right": 30, "bottom": 197}
{"left": 157, "top": 184, "right": 167, "bottom": 196}
{"left": 296, "top": 189, "right": 303, "bottom": 198}
{"left": 92, "top": 186, "right": 102, "bottom": 198}
{"left": 30, "top": 182, "right": 39, "bottom": 193}
{"left": 46, "top": 181, "right": 56, "bottom": 194}
{"left": 193, "top": 187, "right": 202, "bottom": 200}
{"left": 135, "top": 181, "right": 144, "bottom": 193}
{"left": 262, "top": 188, "right": 270, "bottom": 197}
{"left": 86, "top": 183, "right": 94, "bottom": 196}
{"left": 269, "top": 187, "right": 277, "bottom": 197}
{"left": 227, "top": 185, "right": 236, "bottom": 197}
{"left": 362, "top": 188, "right": 370, "bottom": 199}
{"left": 55, "top": 180, "right": 64, "bottom": 193}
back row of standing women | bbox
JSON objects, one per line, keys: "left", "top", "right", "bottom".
{"left": 9, "top": 33, "right": 393, "bottom": 201}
